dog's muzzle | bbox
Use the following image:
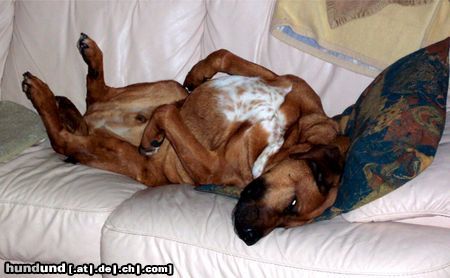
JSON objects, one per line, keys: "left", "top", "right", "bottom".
{"left": 233, "top": 177, "right": 268, "bottom": 245}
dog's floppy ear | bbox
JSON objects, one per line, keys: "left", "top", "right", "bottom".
{"left": 290, "top": 135, "right": 350, "bottom": 172}
{"left": 290, "top": 145, "right": 344, "bottom": 172}
{"left": 287, "top": 143, "right": 312, "bottom": 154}
{"left": 297, "top": 113, "right": 339, "bottom": 146}
{"left": 289, "top": 144, "right": 345, "bottom": 195}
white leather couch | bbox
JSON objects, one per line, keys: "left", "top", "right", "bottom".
{"left": 0, "top": 1, "right": 449, "bottom": 277}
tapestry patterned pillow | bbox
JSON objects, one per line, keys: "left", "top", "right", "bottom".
{"left": 316, "top": 37, "right": 449, "bottom": 220}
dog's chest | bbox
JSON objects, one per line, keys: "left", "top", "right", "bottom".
{"left": 209, "top": 76, "right": 292, "bottom": 178}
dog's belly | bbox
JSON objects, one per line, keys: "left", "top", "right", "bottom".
{"left": 84, "top": 98, "right": 151, "bottom": 146}
{"left": 84, "top": 81, "right": 187, "bottom": 146}
{"left": 182, "top": 75, "right": 292, "bottom": 178}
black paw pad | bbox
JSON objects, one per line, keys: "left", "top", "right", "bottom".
{"left": 150, "top": 134, "right": 165, "bottom": 148}
{"left": 64, "top": 155, "right": 79, "bottom": 164}
{"left": 21, "top": 81, "right": 30, "bottom": 96}
{"left": 77, "top": 33, "right": 89, "bottom": 53}
{"left": 150, "top": 139, "right": 163, "bottom": 148}
{"left": 23, "top": 71, "right": 32, "bottom": 79}
{"left": 184, "top": 84, "right": 195, "bottom": 92}
{"left": 80, "top": 32, "right": 88, "bottom": 40}
{"left": 21, "top": 72, "right": 32, "bottom": 96}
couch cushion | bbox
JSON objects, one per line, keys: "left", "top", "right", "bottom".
{"left": 102, "top": 184, "right": 450, "bottom": 278}
{"left": 0, "top": 0, "right": 13, "bottom": 98}
{"left": 0, "top": 142, "right": 146, "bottom": 264}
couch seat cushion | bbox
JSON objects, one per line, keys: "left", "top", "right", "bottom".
{"left": 102, "top": 184, "right": 450, "bottom": 278}
{"left": 0, "top": 142, "right": 146, "bottom": 264}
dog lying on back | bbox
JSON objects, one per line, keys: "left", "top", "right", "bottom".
{"left": 22, "top": 34, "right": 348, "bottom": 245}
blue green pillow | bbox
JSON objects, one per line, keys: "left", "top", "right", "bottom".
{"left": 195, "top": 184, "right": 241, "bottom": 199}
{"left": 317, "top": 37, "right": 449, "bottom": 220}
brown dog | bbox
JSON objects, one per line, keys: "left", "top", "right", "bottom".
{"left": 22, "top": 34, "right": 348, "bottom": 245}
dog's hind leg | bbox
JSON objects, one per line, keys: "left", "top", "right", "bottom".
{"left": 22, "top": 72, "right": 164, "bottom": 186}
{"left": 139, "top": 104, "right": 242, "bottom": 185}
{"left": 21, "top": 72, "right": 91, "bottom": 156}
{"left": 183, "top": 49, "right": 279, "bottom": 90}
{"left": 77, "top": 33, "right": 109, "bottom": 107}
{"left": 22, "top": 72, "right": 66, "bottom": 152}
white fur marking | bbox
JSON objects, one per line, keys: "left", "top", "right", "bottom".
{"left": 211, "top": 76, "right": 292, "bottom": 178}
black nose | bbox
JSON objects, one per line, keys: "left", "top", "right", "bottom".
{"left": 233, "top": 201, "right": 263, "bottom": 246}
{"left": 238, "top": 227, "right": 263, "bottom": 246}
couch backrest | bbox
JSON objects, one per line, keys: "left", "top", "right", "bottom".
{"left": 0, "top": 0, "right": 373, "bottom": 117}
{"left": 0, "top": 0, "right": 14, "bottom": 100}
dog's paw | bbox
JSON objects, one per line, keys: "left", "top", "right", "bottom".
{"left": 138, "top": 147, "right": 159, "bottom": 156}
{"left": 138, "top": 134, "right": 165, "bottom": 156}
{"left": 138, "top": 144, "right": 160, "bottom": 156}
{"left": 21, "top": 72, "right": 53, "bottom": 107}
{"left": 183, "top": 68, "right": 207, "bottom": 91}
{"left": 77, "top": 33, "right": 102, "bottom": 72}
{"left": 21, "top": 71, "right": 33, "bottom": 99}
{"left": 22, "top": 72, "right": 44, "bottom": 99}
{"left": 77, "top": 33, "right": 96, "bottom": 58}
{"left": 77, "top": 33, "right": 89, "bottom": 53}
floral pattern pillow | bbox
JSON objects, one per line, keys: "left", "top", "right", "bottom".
{"left": 317, "top": 37, "right": 449, "bottom": 220}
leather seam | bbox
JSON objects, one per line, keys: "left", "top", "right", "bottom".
{"left": 0, "top": 200, "right": 115, "bottom": 213}
{"left": 102, "top": 225, "right": 450, "bottom": 276}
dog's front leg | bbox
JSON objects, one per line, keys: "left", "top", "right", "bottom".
{"left": 139, "top": 105, "right": 235, "bottom": 185}
{"left": 183, "top": 49, "right": 278, "bottom": 90}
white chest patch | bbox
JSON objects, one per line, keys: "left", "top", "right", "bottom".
{"left": 210, "top": 76, "right": 292, "bottom": 178}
